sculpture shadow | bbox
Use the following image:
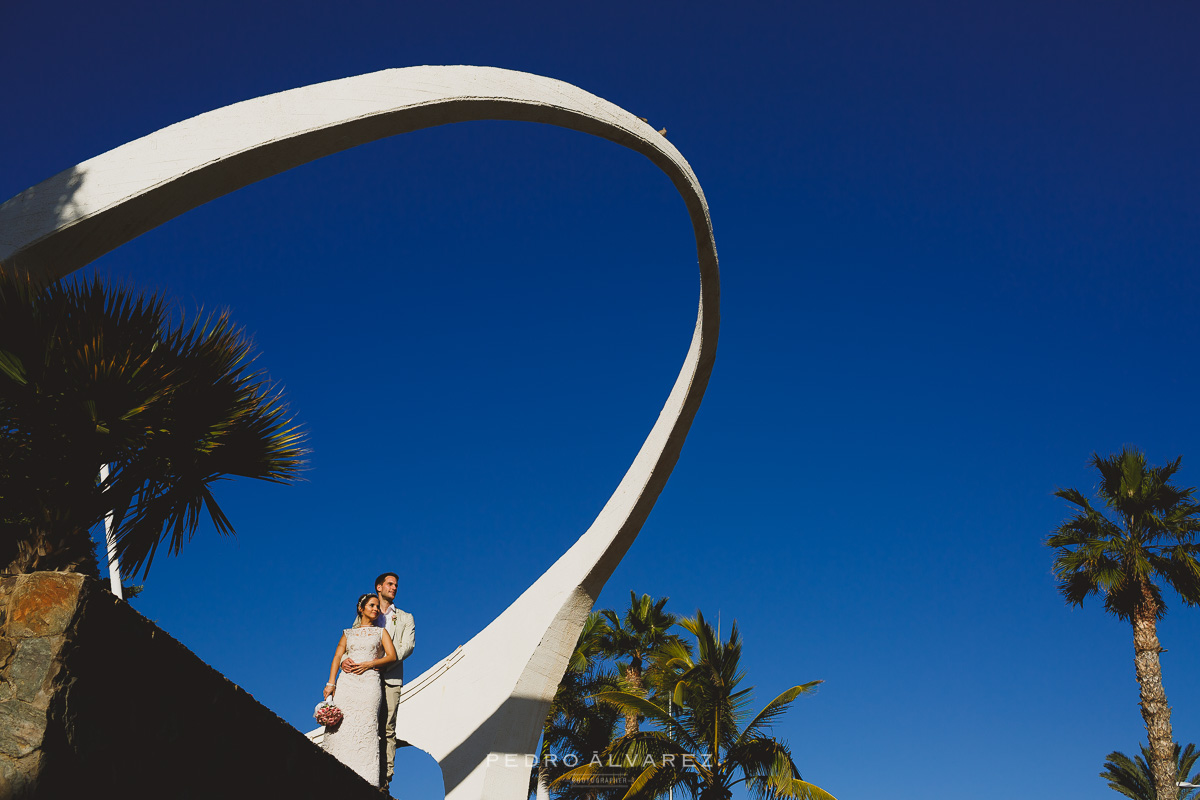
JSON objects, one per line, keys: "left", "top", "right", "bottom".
{"left": 436, "top": 693, "right": 552, "bottom": 796}
{"left": 0, "top": 164, "right": 86, "bottom": 280}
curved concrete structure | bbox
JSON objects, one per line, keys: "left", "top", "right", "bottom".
{"left": 0, "top": 66, "right": 720, "bottom": 800}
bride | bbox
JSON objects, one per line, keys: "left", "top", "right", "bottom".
{"left": 321, "top": 593, "right": 398, "bottom": 785}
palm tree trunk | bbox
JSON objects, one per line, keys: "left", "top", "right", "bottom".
{"left": 1132, "top": 586, "right": 1175, "bottom": 800}
{"left": 625, "top": 664, "right": 643, "bottom": 736}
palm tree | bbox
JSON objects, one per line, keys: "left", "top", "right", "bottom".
{"left": 557, "top": 610, "right": 835, "bottom": 800}
{"left": 1048, "top": 448, "right": 1200, "bottom": 800}
{"left": 598, "top": 593, "right": 690, "bottom": 735}
{"left": 533, "top": 612, "right": 624, "bottom": 800}
{"left": 0, "top": 269, "right": 306, "bottom": 578}
{"left": 1101, "top": 742, "right": 1200, "bottom": 800}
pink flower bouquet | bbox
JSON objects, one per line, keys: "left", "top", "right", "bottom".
{"left": 314, "top": 699, "right": 344, "bottom": 728}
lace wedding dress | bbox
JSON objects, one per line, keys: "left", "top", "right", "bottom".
{"left": 323, "top": 626, "right": 385, "bottom": 785}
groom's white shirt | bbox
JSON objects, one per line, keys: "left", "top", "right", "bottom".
{"left": 375, "top": 603, "right": 415, "bottom": 687}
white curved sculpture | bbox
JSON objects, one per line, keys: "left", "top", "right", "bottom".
{"left": 0, "top": 66, "right": 720, "bottom": 800}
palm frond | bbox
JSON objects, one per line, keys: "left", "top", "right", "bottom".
{"left": 0, "top": 268, "right": 308, "bottom": 578}
{"left": 1101, "top": 742, "right": 1200, "bottom": 800}
{"left": 592, "top": 691, "right": 697, "bottom": 747}
{"left": 1050, "top": 449, "right": 1200, "bottom": 622}
{"left": 736, "top": 683, "right": 822, "bottom": 747}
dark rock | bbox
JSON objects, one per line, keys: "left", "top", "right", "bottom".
{"left": 8, "top": 574, "right": 84, "bottom": 638}
{"left": 0, "top": 576, "right": 17, "bottom": 630}
{"left": 11, "top": 637, "right": 59, "bottom": 708}
{"left": 0, "top": 749, "right": 41, "bottom": 800}
{"left": 0, "top": 700, "right": 46, "bottom": 758}
{"left": 0, "top": 638, "right": 13, "bottom": 670}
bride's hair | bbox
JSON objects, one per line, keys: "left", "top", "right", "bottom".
{"left": 352, "top": 593, "right": 378, "bottom": 628}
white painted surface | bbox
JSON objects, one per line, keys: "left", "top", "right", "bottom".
{"left": 0, "top": 66, "right": 720, "bottom": 800}
{"left": 98, "top": 464, "right": 123, "bottom": 599}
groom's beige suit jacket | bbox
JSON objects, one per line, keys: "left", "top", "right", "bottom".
{"left": 382, "top": 607, "right": 415, "bottom": 688}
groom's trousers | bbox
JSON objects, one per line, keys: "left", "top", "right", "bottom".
{"left": 384, "top": 682, "right": 404, "bottom": 781}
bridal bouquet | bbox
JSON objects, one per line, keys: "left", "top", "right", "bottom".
{"left": 314, "top": 699, "right": 344, "bottom": 728}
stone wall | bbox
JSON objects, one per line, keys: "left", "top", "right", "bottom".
{"left": 0, "top": 572, "right": 384, "bottom": 799}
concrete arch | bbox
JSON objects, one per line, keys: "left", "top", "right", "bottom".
{"left": 0, "top": 66, "right": 720, "bottom": 800}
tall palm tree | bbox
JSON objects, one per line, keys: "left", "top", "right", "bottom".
{"left": 1048, "top": 448, "right": 1200, "bottom": 800}
{"left": 533, "top": 612, "right": 624, "bottom": 800}
{"left": 0, "top": 269, "right": 306, "bottom": 578}
{"left": 1101, "top": 742, "right": 1200, "bottom": 800}
{"left": 599, "top": 593, "right": 689, "bottom": 735}
{"left": 557, "top": 611, "right": 835, "bottom": 800}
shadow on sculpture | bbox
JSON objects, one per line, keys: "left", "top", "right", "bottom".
{"left": 0, "top": 66, "right": 720, "bottom": 800}
{"left": 0, "top": 165, "right": 85, "bottom": 283}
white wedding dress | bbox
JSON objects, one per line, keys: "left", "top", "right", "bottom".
{"left": 323, "top": 626, "right": 384, "bottom": 785}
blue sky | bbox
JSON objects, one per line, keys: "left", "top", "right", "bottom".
{"left": 6, "top": 2, "right": 1200, "bottom": 798}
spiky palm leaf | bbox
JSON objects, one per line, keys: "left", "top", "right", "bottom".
{"left": 557, "top": 610, "right": 835, "bottom": 800}
{"left": 1101, "top": 742, "right": 1200, "bottom": 800}
{"left": 0, "top": 268, "right": 306, "bottom": 578}
{"left": 598, "top": 592, "right": 691, "bottom": 735}
{"left": 1049, "top": 451, "right": 1200, "bottom": 620}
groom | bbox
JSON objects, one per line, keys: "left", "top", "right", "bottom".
{"left": 343, "top": 571, "right": 414, "bottom": 787}
{"left": 373, "top": 571, "right": 414, "bottom": 788}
